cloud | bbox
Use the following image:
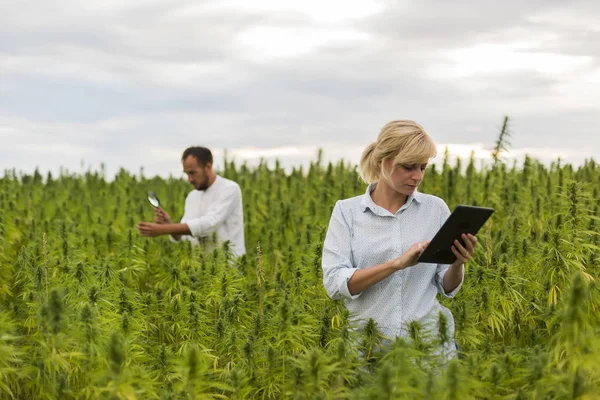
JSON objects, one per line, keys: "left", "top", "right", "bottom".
{"left": 0, "top": 0, "right": 599, "bottom": 178}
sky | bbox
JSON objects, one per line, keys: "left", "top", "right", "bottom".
{"left": 1, "top": 0, "right": 599, "bottom": 178}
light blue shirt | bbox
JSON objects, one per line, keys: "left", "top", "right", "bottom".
{"left": 322, "top": 183, "right": 463, "bottom": 356}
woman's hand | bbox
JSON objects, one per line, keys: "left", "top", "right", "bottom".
{"left": 389, "top": 240, "right": 430, "bottom": 270}
{"left": 451, "top": 233, "right": 478, "bottom": 267}
{"left": 348, "top": 240, "right": 431, "bottom": 295}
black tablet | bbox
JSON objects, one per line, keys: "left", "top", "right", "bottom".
{"left": 418, "top": 205, "right": 495, "bottom": 264}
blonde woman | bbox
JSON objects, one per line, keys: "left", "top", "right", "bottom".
{"left": 321, "top": 120, "right": 477, "bottom": 360}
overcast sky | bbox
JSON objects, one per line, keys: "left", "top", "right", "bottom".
{"left": 1, "top": 0, "right": 599, "bottom": 178}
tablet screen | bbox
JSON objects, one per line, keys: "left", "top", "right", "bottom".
{"left": 418, "top": 205, "right": 494, "bottom": 264}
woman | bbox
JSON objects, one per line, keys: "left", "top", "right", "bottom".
{"left": 321, "top": 120, "right": 477, "bottom": 359}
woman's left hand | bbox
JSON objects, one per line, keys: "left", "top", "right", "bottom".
{"left": 451, "top": 233, "right": 478, "bottom": 266}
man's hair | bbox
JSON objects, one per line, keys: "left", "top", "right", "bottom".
{"left": 182, "top": 146, "right": 213, "bottom": 166}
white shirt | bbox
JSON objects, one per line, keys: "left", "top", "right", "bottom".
{"left": 173, "top": 175, "right": 246, "bottom": 257}
{"left": 322, "top": 183, "right": 463, "bottom": 357}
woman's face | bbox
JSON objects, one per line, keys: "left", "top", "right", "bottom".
{"left": 381, "top": 158, "right": 428, "bottom": 197}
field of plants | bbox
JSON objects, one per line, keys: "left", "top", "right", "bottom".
{"left": 1, "top": 145, "right": 599, "bottom": 399}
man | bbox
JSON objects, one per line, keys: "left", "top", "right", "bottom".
{"left": 136, "top": 146, "right": 246, "bottom": 257}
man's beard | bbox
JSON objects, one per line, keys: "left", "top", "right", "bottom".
{"left": 195, "top": 180, "right": 209, "bottom": 191}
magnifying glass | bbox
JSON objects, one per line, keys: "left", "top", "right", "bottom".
{"left": 147, "top": 191, "right": 160, "bottom": 208}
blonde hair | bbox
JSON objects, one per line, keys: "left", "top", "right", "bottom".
{"left": 359, "top": 120, "right": 437, "bottom": 184}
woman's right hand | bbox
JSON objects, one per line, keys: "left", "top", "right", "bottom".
{"left": 390, "top": 240, "right": 430, "bottom": 270}
{"left": 346, "top": 240, "right": 432, "bottom": 296}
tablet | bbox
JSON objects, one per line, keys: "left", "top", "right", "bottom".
{"left": 418, "top": 205, "right": 495, "bottom": 264}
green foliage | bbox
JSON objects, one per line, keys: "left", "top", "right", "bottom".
{"left": 0, "top": 146, "right": 599, "bottom": 399}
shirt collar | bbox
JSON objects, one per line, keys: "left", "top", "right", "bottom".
{"left": 360, "top": 182, "right": 422, "bottom": 215}
{"left": 204, "top": 174, "right": 221, "bottom": 193}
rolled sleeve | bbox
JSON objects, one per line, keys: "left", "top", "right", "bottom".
{"left": 322, "top": 202, "right": 361, "bottom": 301}
{"left": 186, "top": 219, "right": 204, "bottom": 238}
{"left": 169, "top": 234, "right": 192, "bottom": 243}
{"left": 434, "top": 264, "right": 464, "bottom": 298}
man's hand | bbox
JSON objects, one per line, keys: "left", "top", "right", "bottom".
{"left": 136, "top": 222, "right": 163, "bottom": 237}
{"left": 154, "top": 207, "right": 173, "bottom": 224}
{"left": 136, "top": 221, "right": 191, "bottom": 238}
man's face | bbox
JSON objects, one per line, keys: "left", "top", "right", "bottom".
{"left": 183, "top": 155, "right": 210, "bottom": 190}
